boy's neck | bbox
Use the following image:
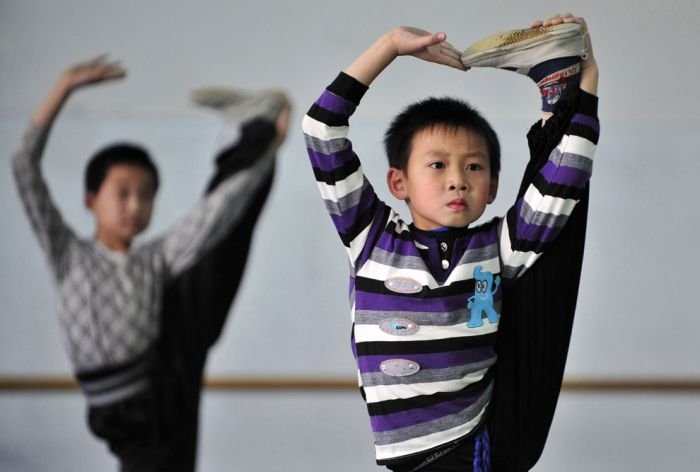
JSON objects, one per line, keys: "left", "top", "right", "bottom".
{"left": 95, "top": 231, "right": 132, "bottom": 253}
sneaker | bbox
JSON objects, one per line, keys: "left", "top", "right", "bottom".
{"left": 192, "top": 88, "right": 287, "bottom": 152}
{"left": 461, "top": 23, "right": 586, "bottom": 74}
{"left": 191, "top": 87, "right": 286, "bottom": 124}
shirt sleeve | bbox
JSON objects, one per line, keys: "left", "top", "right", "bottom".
{"left": 11, "top": 122, "right": 76, "bottom": 280}
{"left": 159, "top": 139, "right": 276, "bottom": 278}
{"left": 302, "top": 72, "right": 386, "bottom": 269}
{"left": 499, "top": 90, "right": 600, "bottom": 280}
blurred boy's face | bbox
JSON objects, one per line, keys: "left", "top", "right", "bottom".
{"left": 86, "top": 164, "right": 156, "bottom": 251}
{"left": 387, "top": 125, "right": 498, "bottom": 231}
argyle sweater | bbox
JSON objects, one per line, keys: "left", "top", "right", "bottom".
{"left": 12, "top": 123, "right": 275, "bottom": 405}
{"left": 302, "top": 72, "right": 599, "bottom": 464}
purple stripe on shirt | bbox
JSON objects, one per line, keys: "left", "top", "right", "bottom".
{"left": 308, "top": 146, "right": 355, "bottom": 173}
{"left": 572, "top": 113, "right": 599, "bottom": 134}
{"left": 330, "top": 186, "right": 375, "bottom": 230}
{"left": 370, "top": 389, "right": 485, "bottom": 432}
{"left": 515, "top": 212, "right": 561, "bottom": 242}
{"left": 358, "top": 348, "right": 494, "bottom": 374}
{"left": 316, "top": 90, "right": 356, "bottom": 116}
{"left": 463, "top": 229, "right": 499, "bottom": 250}
{"left": 375, "top": 233, "right": 423, "bottom": 258}
{"left": 539, "top": 160, "right": 589, "bottom": 187}
{"left": 355, "top": 292, "right": 467, "bottom": 312}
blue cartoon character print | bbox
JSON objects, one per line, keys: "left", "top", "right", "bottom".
{"left": 467, "top": 265, "right": 501, "bottom": 328}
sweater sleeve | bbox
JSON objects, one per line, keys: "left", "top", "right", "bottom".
{"left": 11, "top": 122, "right": 76, "bottom": 281}
{"left": 499, "top": 91, "right": 600, "bottom": 280}
{"left": 158, "top": 136, "right": 276, "bottom": 278}
{"left": 302, "top": 72, "right": 385, "bottom": 269}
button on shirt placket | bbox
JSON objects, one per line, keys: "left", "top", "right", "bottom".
{"left": 440, "top": 241, "right": 450, "bottom": 270}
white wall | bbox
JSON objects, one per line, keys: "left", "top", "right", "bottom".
{"left": 1, "top": 1, "right": 699, "bottom": 470}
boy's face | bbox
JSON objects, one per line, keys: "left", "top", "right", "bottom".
{"left": 86, "top": 164, "right": 156, "bottom": 251}
{"left": 387, "top": 125, "right": 498, "bottom": 231}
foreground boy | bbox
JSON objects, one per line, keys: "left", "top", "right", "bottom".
{"left": 11, "top": 56, "right": 290, "bottom": 470}
{"left": 303, "top": 13, "right": 598, "bottom": 471}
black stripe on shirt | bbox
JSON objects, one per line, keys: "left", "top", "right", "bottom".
{"left": 307, "top": 103, "right": 349, "bottom": 128}
{"left": 355, "top": 334, "right": 498, "bottom": 357}
{"left": 366, "top": 370, "right": 493, "bottom": 416}
{"left": 531, "top": 172, "right": 587, "bottom": 200}
{"left": 568, "top": 122, "right": 599, "bottom": 144}
{"left": 312, "top": 156, "right": 361, "bottom": 186}
{"left": 339, "top": 201, "right": 380, "bottom": 247}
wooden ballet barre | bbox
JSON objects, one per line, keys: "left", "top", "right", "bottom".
{"left": 2, "top": 376, "right": 700, "bottom": 392}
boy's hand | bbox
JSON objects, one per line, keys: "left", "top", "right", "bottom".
{"left": 345, "top": 27, "right": 465, "bottom": 87}
{"left": 390, "top": 27, "right": 467, "bottom": 71}
{"left": 271, "top": 91, "right": 292, "bottom": 150}
{"left": 32, "top": 55, "right": 126, "bottom": 127}
{"left": 531, "top": 13, "right": 598, "bottom": 95}
{"left": 58, "top": 55, "right": 127, "bottom": 93}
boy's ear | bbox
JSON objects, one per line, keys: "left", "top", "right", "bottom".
{"left": 387, "top": 167, "right": 408, "bottom": 200}
{"left": 487, "top": 176, "right": 499, "bottom": 204}
{"left": 85, "top": 192, "right": 96, "bottom": 211}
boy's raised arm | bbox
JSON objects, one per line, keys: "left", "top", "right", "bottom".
{"left": 11, "top": 57, "right": 125, "bottom": 276}
{"left": 345, "top": 27, "right": 466, "bottom": 86}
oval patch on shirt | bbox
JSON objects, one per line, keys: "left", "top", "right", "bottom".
{"left": 380, "top": 359, "right": 420, "bottom": 377}
{"left": 384, "top": 277, "right": 422, "bottom": 294}
{"left": 379, "top": 318, "right": 419, "bottom": 336}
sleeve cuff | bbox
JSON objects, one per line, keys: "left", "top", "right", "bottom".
{"left": 577, "top": 89, "right": 598, "bottom": 118}
{"left": 327, "top": 72, "right": 370, "bottom": 106}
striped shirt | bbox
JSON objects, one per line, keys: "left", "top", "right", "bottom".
{"left": 303, "top": 72, "right": 599, "bottom": 464}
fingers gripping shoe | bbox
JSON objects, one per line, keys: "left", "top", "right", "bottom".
{"left": 460, "top": 23, "right": 586, "bottom": 74}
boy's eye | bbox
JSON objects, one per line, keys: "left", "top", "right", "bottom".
{"left": 466, "top": 163, "right": 482, "bottom": 171}
{"left": 429, "top": 162, "right": 445, "bottom": 169}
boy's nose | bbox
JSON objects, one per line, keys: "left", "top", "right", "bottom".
{"left": 126, "top": 196, "right": 141, "bottom": 214}
{"left": 448, "top": 180, "right": 468, "bottom": 191}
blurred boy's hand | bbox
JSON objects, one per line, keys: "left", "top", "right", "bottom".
{"left": 58, "top": 55, "right": 127, "bottom": 93}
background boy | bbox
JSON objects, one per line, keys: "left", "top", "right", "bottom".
{"left": 303, "top": 13, "right": 598, "bottom": 471}
{"left": 11, "top": 56, "right": 290, "bottom": 470}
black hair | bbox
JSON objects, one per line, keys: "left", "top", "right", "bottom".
{"left": 383, "top": 96, "right": 500, "bottom": 177}
{"left": 84, "top": 143, "right": 159, "bottom": 194}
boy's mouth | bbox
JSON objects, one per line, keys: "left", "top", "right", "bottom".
{"left": 124, "top": 218, "right": 142, "bottom": 229}
{"left": 447, "top": 198, "right": 468, "bottom": 211}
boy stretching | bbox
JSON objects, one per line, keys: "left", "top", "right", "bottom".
{"left": 11, "top": 56, "right": 290, "bottom": 470}
{"left": 303, "top": 13, "right": 598, "bottom": 471}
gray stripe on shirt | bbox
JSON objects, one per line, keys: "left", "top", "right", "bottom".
{"left": 373, "top": 382, "right": 493, "bottom": 446}
{"left": 354, "top": 304, "right": 501, "bottom": 327}
{"left": 324, "top": 180, "right": 367, "bottom": 216}
{"left": 519, "top": 200, "right": 570, "bottom": 229}
{"left": 549, "top": 147, "right": 593, "bottom": 174}
{"left": 304, "top": 134, "right": 350, "bottom": 155}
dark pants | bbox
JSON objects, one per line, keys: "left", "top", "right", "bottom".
{"left": 88, "top": 120, "right": 277, "bottom": 472}
{"left": 385, "top": 426, "right": 490, "bottom": 472}
{"left": 488, "top": 92, "right": 590, "bottom": 472}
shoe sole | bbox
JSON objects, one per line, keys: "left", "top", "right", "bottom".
{"left": 461, "top": 23, "right": 583, "bottom": 70}
{"left": 190, "top": 87, "right": 255, "bottom": 107}
{"left": 190, "top": 87, "right": 286, "bottom": 127}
